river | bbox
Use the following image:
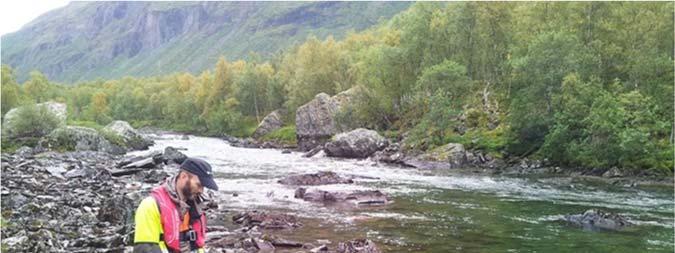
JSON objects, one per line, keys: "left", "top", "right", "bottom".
{"left": 130, "top": 134, "right": 674, "bottom": 252}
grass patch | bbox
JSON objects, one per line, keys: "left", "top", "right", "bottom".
{"left": 261, "top": 126, "right": 297, "bottom": 145}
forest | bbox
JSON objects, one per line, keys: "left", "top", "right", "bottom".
{"left": 2, "top": 2, "right": 673, "bottom": 174}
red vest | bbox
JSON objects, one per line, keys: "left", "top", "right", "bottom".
{"left": 151, "top": 186, "right": 206, "bottom": 251}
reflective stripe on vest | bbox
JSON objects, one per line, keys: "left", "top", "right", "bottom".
{"left": 151, "top": 186, "right": 206, "bottom": 251}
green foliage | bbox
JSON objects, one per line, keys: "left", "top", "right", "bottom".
{"left": 541, "top": 75, "right": 672, "bottom": 173}
{"left": 261, "top": 126, "right": 297, "bottom": 145}
{"left": 2, "top": 2, "right": 672, "bottom": 175}
{"left": 1, "top": 65, "right": 23, "bottom": 116}
{"left": 2, "top": 104, "right": 62, "bottom": 143}
{"left": 406, "top": 92, "right": 463, "bottom": 151}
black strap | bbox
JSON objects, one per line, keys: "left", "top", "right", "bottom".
{"left": 179, "top": 230, "right": 197, "bottom": 242}
{"left": 160, "top": 231, "right": 197, "bottom": 242}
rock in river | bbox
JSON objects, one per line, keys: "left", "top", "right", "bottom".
{"left": 563, "top": 209, "right": 632, "bottom": 231}
{"left": 233, "top": 210, "right": 302, "bottom": 230}
{"left": 278, "top": 171, "right": 353, "bottom": 185}
{"left": 295, "top": 188, "right": 390, "bottom": 206}
{"left": 324, "top": 128, "right": 389, "bottom": 159}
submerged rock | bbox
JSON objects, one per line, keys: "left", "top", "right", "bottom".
{"left": 563, "top": 209, "right": 632, "bottom": 231}
{"left": 278, "top": 171, "right": 353, "bottom": 186}
{"left": 324, "top": 128, "right": 388, "bottom": 159}
{"left": 295, "top": 188, "right": 390, "bottom": 206}
{"left": 233, "top": 210, "right": 302, "bottom": 230}
{"left": 337, "top": 239, "right": 381, "bottom": 253}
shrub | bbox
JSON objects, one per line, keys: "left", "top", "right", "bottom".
{"left": 2, "top": 104, "right": 62, "bottom": 144}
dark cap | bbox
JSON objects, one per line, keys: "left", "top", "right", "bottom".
{"left": 180, "top": 157, "right": 219, "bottom": 191}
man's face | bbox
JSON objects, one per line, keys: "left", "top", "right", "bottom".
{"left": 180, "top": 172, "right": 204, "bottom": 201}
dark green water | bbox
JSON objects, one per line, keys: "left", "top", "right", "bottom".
{"left": 134, "top": 135, "right": 675, "bottom": 252}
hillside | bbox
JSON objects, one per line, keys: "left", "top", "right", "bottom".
{"left": 0, "top": 1, "right": 410, "bottom": 82}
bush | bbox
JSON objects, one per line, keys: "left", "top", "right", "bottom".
{"left": 2, "top": 104, "right": 62, "bottom": 142}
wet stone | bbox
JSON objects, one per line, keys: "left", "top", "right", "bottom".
{"left": 233, "top": 210, "right": 302, "bottom": 230}
{"left": 278, "top": 171, "right": 354, "bottom": 186}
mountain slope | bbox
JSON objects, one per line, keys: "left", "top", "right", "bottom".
{"left": 1, "top": 1, "right": 411, "bottom": 82}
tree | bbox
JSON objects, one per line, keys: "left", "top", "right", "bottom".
{"left": 1, "top": 65, "right": 22, "bottom": 116}
{"left": 87, "top": 91, "right": 111, "bottom": 124}
{"left": 23, "top": 71, "right": 51, "bottom": 103}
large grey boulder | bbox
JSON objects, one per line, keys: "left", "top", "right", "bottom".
{"left": 296, "top": 93, "right": 339, "bottom": 151}
{"left": 2, "top": 102, "right": 67, "bottom": 140}
{"left": 42, "top": 126, "right": 125, "bottom": 155}
{"left": 295, "top": 87, "right": 362, "bottom": 151}
{"left": 324, "top": 128, "right": 388, "bottom": 159}
{"left": 102, "top": 120, "right": 153, "bottom": 150}
{"left": 252, "top": 110, "right": 284, "bottom": 139}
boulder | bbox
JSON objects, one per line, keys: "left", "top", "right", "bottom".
{"left": 42, "top": 126, "right": 125, "bottom": 155}
{"left": 2, "top": 102, "right": 67, "bottom": 140}
{"left": 395, "top": 143, "right": 468, "bottom": 170}
{"left": 278, "top": 171, "right": 353, "bottom": 185}
{"left": 416, "top": 143, "right": 467, "bottom": 168}
{"left": 102, "top": 121, "right": 153, "bottom": 150}
{"left": 163, "top": 146, "right": 187, "bottom": 164}
{"left": 563, "top": 209, "right": 632, "bottom": 231}
{"left": 296, "top": 93, "right": 339, "bottom": 151}
{"left": 296, "top": 87, "right": 362, "bottom": 151}
{"left": 252, "top": 110, "right": 284, "bottom": 139}
{"left": 324, "top": 128, "right": 388, "bottom": 159}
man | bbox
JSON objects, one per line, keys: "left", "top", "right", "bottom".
{"left": 133, "top": 157, "right": 219, "bottom": 253}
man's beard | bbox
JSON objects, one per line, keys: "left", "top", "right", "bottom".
{"left": 182, "top": 184, "right": 194, "bottom": 201}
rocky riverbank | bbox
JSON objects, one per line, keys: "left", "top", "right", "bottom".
{"left": 0, "top": 142, "right": 386, "bottom": 252}
{"left": 1, "top": 128, "right": 669, "bottom": 252}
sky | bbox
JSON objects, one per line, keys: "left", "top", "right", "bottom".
{"left": 0, "top": 0, "right": 71, "bottom": 36}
